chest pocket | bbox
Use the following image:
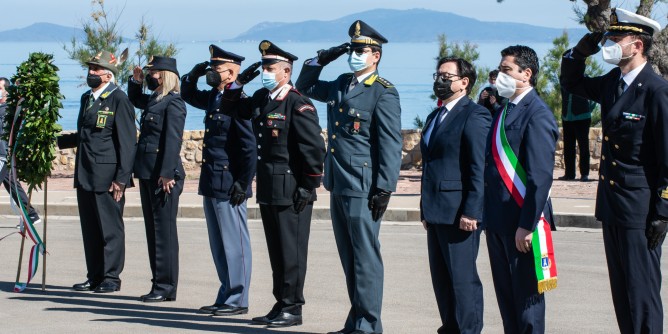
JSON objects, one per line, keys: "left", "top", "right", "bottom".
{"left": 346, "top": 108, "right": 370, "bottom": 134}
{"left": 143, "top": 112, "right": 162, "bottom": 129}
{"left": 206, "top": 113, "right": 229, "bottom": 135}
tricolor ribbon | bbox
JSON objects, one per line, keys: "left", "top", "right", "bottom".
{"left": 491, "top": 102, "right": 558, "bottom": 293}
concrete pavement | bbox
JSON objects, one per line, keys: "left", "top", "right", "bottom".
{"left": 0, "top": 217, "right": 666, "bottom": 333}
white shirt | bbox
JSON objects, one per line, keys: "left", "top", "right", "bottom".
{"left": 423, "top": 94, "right": 466, "bottom": 144}
{"left": 619, "top": 61, "right": 647, "bottom": 93}
{"left": 91, "top": 82, "right": 111, "bottom": 100}
{"left": 509, "top": 86, "right": 534, "bottom": 107}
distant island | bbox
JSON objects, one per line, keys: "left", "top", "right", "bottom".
{"left": 0, "top": 8, "right": 586, "bottom": 43}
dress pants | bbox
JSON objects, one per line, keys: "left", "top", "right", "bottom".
{"left": 602, "top": 223, "right": 663, "bottom": 334}
{"left": 486, "top": 231, "right": 545, "bottom": 334}
{"left": 331, "top": 194, "right": 384, "bottom": 334}
{"left": 76, "top": 188, "right": 125, "bottom": 285}
{"left": 562, "top": 119, "right": 590, "bottom": 178}
{"left": 259, "top": 203, "right": 313, "bottom": 314}
{"left": 428, "top": 224, "right": 483, "bottom": 334}
{"left": 139, "top": 178, "right": 182, "bottom": 298}
{"left": 203, "top": 196, "right": 252, "bottom": 307}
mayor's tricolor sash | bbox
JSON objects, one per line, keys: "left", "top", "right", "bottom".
{"left": 491, "top": 102, "right": 557, "bottom": 293}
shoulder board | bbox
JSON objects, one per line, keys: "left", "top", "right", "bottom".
{"left": 290, "top": 87, "right": 302, "bottom": 96}
{"left": 375, "top": 76, "right": 393, "bottom": 88}
{"left": 100, "top": 87, "right": 118, "bottom": 99}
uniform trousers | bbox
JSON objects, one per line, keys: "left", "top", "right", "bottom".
{"left": 602, "top": 223, "right": 663, "bottom": 334}
{"left": 76, "top": 188, "right": 125, "bottom": 285}
{"left": 486, "top": 231, "right": 545, "bottom": 334}
{"left": 428, "top": 224, "right": 483, "bottom": 334}
{"left": 562, "top": 119, "right": 590, "bottom": 178}
{"left": 139, "top": 178, "right": 182, "bottom": 298}
{"left": 331, "top": 194, "right": 384, "bottom": 334}
{"left": 203, "top": 196, "right": 252, "bottom": 307}
{"left": 259, "top": 203, "right": 313, "bottom": 314}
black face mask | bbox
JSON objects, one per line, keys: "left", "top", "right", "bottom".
{"left": 145, "top": 74, "right": 160, "bottom": 91}
{"left": 86, "top": 73, "right": 102, "bottom": 88}
{"left": 433, "top": 77, "right": 455, "bottom": 101}
{"left": 205, "top": 70, "right": 221, "bottom": 88}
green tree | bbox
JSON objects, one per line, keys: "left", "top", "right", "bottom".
{"left": 135, "top": 17, "right": 178, "bottom": 68}
{"left": 537, "top": 31, "right": 605, "bottom": 125}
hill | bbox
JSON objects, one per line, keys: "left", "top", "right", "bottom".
{"left": 231, "top": 8, "right": 587, "bottom": 43}
{"left": 0, "top": 22, "right": 85, "bottom": 42}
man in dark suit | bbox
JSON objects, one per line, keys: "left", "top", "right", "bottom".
{"left": 224, "top": 40, "right": 325, "bottom": 328}
{"left": 561, "top": 8, "right": 667, "bottom": 333}
{"left": 57, "top": 51, "right": 137, "bottom": 293}
{"left": 421, "top": 57, "right": 491, "bottom": 334}
{"left": 181, "top": 45, "right": 257, "bottom": 316}
{"left": 296, "top": 20, "right": 402, "bottom": 334}
{"left": 484, "top": 45, "right": 559, "bottom": 334}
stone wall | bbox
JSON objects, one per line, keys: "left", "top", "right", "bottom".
{"left": 51, "top": 128, "right": 603, "bottom": 174}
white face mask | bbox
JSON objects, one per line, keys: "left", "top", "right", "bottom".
{"left": 496, "top": 72, "right": 522, "bottom": 98}
{"left": 601, "top": 40, "right": 635, "bottom": 65}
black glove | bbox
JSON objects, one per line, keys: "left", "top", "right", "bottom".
{"left": 573, "top": 32, "right": 603, "bottom": 59}
{"left": 229, "top": 181, "right": 247, "bottom": 206}
{"left": 237, "top": 61, "right": 261, "bottom": 85}
{"left": 368, "top": 188, "right": 391, "bottom": 221}
{"left": 293, "top": 187, "right": 312, "bottom": 213}
{"left": 646, "top": 219, "right": 668, "bottom": 250}
{"left": 317, "top": 43, "right": 350, "bottom": 66}
{"left": 189, "top": 61, "right": 210, "bottom": 78}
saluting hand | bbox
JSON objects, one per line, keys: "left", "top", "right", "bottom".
{"left": 573, "top": 32, "right": 604, "bottom": 59}
{"left": 236, "top": 61, "right": 261, "bottom": 86}
{"left": 515, "top": 227, "right": 533, "bottom": 253}
{"left": 132, "top": 66, "right": 143, "bottom": 83}
{"left": 190, "top": 61, "right": 210, "bottom": 78}
{"left": 317, "top": 43, "right": 350, "bottom": 66}
{"left": 108, "top": 181, "right": 125, "bottom": 202}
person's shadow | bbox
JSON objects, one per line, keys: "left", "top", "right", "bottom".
{"left": 2, "top": 282, "right": 317, "bottom": 333}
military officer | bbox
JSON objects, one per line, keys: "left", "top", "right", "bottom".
{"left": 224, "top": 40, "right": 325, "bottom": 328}
{"left": 58, "top": 50, "right": 137, "bottom": 293}
{"left": 128, "top": 56, "right": 186, "bottom": 302}
{"left": 296, "top": 20, "right": 402, "bottom": 334}
{"left": 561, "top": 8, "right": 667, "bottom": 333}
{"left": 181, "top": 45, "right": 257, "bottom": 316}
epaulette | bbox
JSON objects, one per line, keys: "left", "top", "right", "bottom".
{"left": 375, "top": 76, "right": 393, "bottom": 88}
{"left": 290, "top": 87, "right": 302, "bottom": 96}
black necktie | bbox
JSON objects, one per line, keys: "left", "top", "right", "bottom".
{"left": 615, "top": 78, "right": 626, "bottom": 101}
{"left": 431, "top": 106, "right": 448, "bottom": 134}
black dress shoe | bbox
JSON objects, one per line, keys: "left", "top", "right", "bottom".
{"left": 199, "top": 303, "right": 224, "bottom": 314}
{"left": 251, "top": 308, "right": 281, "bottom": 324}
{"left": 94, "top": 281, "right": 121, "bottom": 293}
{"left": 581, "top": 175, "right": 590, "bottom": 182}
{"left": 140, "top": 292, "right": 175, "bottom": 302}
{"left": 72, "top": 280, "right": 98, "bottom": 291}
{"left": 557, "top": 175, "right": 575, "bottom": 181}
{"left": 213, "top": 305, "right": 248, "bottom": 316}
{"left": 327, "top": 330, "right": 350, "bottom": 334}
{"left": 266, "top": 312, "right": 302, "bottom": 328}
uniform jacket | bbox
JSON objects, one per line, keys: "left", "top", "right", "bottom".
{"left": 57, "top": 82, "right": 137, "bottom": 192}
{"left": 181, "top": 74, "right": 256, "bottom": 200}
{"left": 420, "top": 97, "right": 492, "bottom": 225}
{"left": 483, "top": 90, "right": 558, "bottom": 235}
{"left": 561, "top": 57, "right": 668, "bottom": 227}
{"left": 223, "top": 83, "right": 325, "bottom": 206}
{"left": 0, "top": 103, "right": 7, "bottom": 157}
{"left": 296, "top": 65, "right": 402, "bottom": 198}
{"left": 128, "top": 79, "right": 187, "bottom": 181}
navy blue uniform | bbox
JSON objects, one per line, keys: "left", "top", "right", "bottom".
{"left": 421, "top": 97, "right": 491, "bottom": 334}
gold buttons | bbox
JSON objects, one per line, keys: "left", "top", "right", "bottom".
{"left": 258, "top": 156, "right": 261, "bottom": 160}
{"left": 202, "top": 143, "right": 206, "bottom": 148}
{"left": 206, "top": 129, "right": 209, "bottom": 132}
{"left": 610, "top": 180, "right": 615, "bottom": 186}
{"left": 339, "top": 108, "right": 343, "bottom": 113}
{"left": 335, "top": 121, "right": 339, "bottom": 126}
{"left": 260, "top": 122, "right": 263, "bottom": 126}
{"left": 601, "top": 155, "right": 606, "bottom": 161}
{"left": 604, "top": 136, "right": 609, "bottom": 141}
{"left": 363, "top": 162, "right": 368, "bottom": 167}
{"left": 209, "top": 115, "right": 213, "bottom": 119}
{"left": 202, "top": 158, "right": 206, "bottom": 163}
{"left": 257, "top": 145, "right": 261, "bottom": 149}
{"left": 331, "top": 148, "right": 335, "bottom": 153}
{"left": 614, "top": 144, "right": 620, "bottom": 149}
{"left": 156, "top": 149, "right": 159, "bottom": 152}
{"left": 259, "top": 133, "right": 263, "bottom": 138}
{"left": 612, "top": 161, "right": 617, "bottom": 166}
{"left": 601, "top": 175, "right": 605, "bottom": 180}
{"left": 332, "top": 135, "right": 336, "bottom": 139}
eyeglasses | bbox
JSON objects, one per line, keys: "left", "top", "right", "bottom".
{"left": 433, "top": 72, "right": 460, "bottom": 81}
{"left": 348, "top": 48, "right": 371, "bottom": 56}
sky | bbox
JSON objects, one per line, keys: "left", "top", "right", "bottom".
{"left": 2, "top": 0, "right": 666, "bottom": 42}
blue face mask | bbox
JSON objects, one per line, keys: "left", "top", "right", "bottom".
{"left": 261, "top": 71, "right": 279, "bottom": 91}
{"left": 348, "top": 52, "right": 369, "bottom": 72}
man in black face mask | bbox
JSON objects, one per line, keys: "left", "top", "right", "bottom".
{"left": 420, "top": 57, "right": 491, "bottom": 334}
{"left": 57, "top": 50, "right": 137, "bottom": 293}
{"left": 180, "top": 45, "right": 258, "bottom": 316}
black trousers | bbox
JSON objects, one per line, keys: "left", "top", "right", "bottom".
{"left": 486, "top": 231, "right": 545, "bottom": 334}
{"left": 602, "top": 223, "right": 663, "bottom": 334}
{"left": 139, "top": 178, "right": 182, "bottom": 298}
{"left": 428, "top": 224, "right": 483, "bottom": 334}
{"left": 0, "top": 159, "right": 38, "bottom": 218}
{"left": 562, "top": 119, "right": 590, "bottom": 178}
{"left": 259, "top": 203, "right": 313, "bottom": 314}
{"left": 76, "top": 188, "right": 125, "bottom": 285}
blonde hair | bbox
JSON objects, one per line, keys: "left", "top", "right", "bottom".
{"left": 154, "top": 70, "right": 180, "bottom": 101}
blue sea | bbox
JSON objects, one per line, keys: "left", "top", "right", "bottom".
{"left": 0, "top": 41, "right": 555, "bottom": 130}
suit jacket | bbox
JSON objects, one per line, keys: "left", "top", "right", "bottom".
{"left": 57, "top": 82, "right": 137, "bottom": 192}
{"left": 0, "top": 103, "right": 7, "bottom": 157}
{"left": 223, "top": 83, "right": 325, "bottom": 206}
{"left": 180, "top": 74, "right": 256, "bottom": 200}
{"left": 561, "top": 56, "right": 668, "bottom": 227}
{"left": 420, "top": 97, "right": 492, "bottom": 224}
{"left": 483, "top": 90, "right": 558, "bottom": 235}
{"left": 296, "top": 64, "right": 402, "bottom": 198}
{"left": 128, "top": 79, "right": 186, "bottom": 181}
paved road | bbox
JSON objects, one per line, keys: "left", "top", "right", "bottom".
{"left": 0, "top": 217, "right": 666, "bottom": 333}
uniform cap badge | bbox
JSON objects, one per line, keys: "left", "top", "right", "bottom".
{"left": 260, "top": 41, "right": 271, "bottom": 56}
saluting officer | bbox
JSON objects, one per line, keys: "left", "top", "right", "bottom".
{"left": 561, "top": 8, "right": 668, "bottom": 333}
{"left": 224, "top": 40, "right": 325, "bottom": 328}
{"left": 128, "top": 56, "right": 186, "bottom": 302}
{"left": 296, "top": 20, "right": 402, "bottom": 334}
{"left": 181, "top": 45, "right": 257, "bottom": 316}
{"left": 58, "top": 50, "right": 137, "bottom": 294}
